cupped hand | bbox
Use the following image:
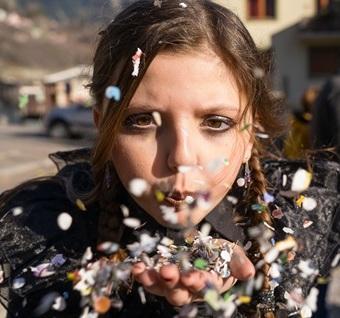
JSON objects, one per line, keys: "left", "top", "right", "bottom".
{"left": 131, "top": 243, "right": 255, "bottom": 306}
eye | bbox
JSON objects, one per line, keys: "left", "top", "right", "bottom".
{"left": 123, "top": 113, "right": 155, "bottom": 129}
{"left": 202, "top": 115, "right": 235, "bottom": 132}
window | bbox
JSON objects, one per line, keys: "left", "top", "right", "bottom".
{"left": 309, "top": 46, "right": 340, "bottom": 77}
{"left": 317, "top": 0, "right": 332, "bottom": 13}
{"left": 248, "top": 0, "right": 276, "bottom": 19}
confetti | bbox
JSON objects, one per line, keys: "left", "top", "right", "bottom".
{"left": 154, "top": 190, "right": 165, "bottom": 202}
{"left": 297, "top": 260, "right": 318, "bottom": 278}
{"left": 238, "top": 295, "right": 251, "bottom": 304}
{"left": 57, "top": 213, "right": 73, "bottom": 231}
{"left": 132, "top": 48, "right": 143, "bottom": 77}
{"left": 296, "top": 195, "right": 305, "bottom": 207}
{"left": 105, "top": 85, "right": 121, "bottom": 102}
{"left": 94, "top": 296, "right": 111, "bottom": 314}
{"left": 153, "top": 0, "right": 162, "bottom": 7}
{"left": 331, "top": 253, "right": 340, "bottom": 267}
{"left": 200, "top": 223, "right": 211, "bottom": 237}
{"left": 263, "top": 221, "right": 275, "bottom": 231}
{"left": 179, "top": 2, "right": 188, "bottom": 8}
{"left": 204, "top": 289, "right": 221, "bottom": 311}
{"left": 236, "top": 177, "right": 245, "bottom": 187}
{"left": 275, "top": 236, "right": 297, "bottom": 251}
{"left": 263, "top": 192, "right": 274, "bottom": 203}
{"left": 282, "top": 227, "right": 294, "bottom": 234}
{"left": 160, "top": 236, "right": 174, "bottom": 246}
{"left": 253, "top": 67, "right": 265, "bottom": 79}
{"left": 123, "top": 217, "right": 141, "bottom": 229}
{"left": 291, "top": 168, "right": 312, "bottom": 192}
{"left": 226, "top": 195, "right": 238, "bottom": 205}
{"left": 255, "top": 132, "right": 269, "bottom": 139}
{"left": 128, "top": 178, "right": 149, "bottom": 197}
{"left": 120, "top": 204, "right": 129, "bottom": 217}
{"left": 52, "top": 296, "right": 66, "bottom": 311}
{"left": 282, "top": 174, "right": 288, "bottom": 187}
{"left": 97, "top": 241, "right": 119, "bottom": 254}
{"left": 76, "top": 199, "right": 87, "bottom": 211}
{"left": 302, "top": 197, "right": 317, "bottom": 211}
{"left": 272, "top": 208, "right": 284, "bottom": 219}
{"left": 12, "top": 206, "right": 23, "bottom": 216}
{"left": 303, "top": 220, "right": 313, "bottom": 228}
{"left": 251, "top": 203, "right": 266, "bottom": 212}
{"left": 152, "top": 111, "right": 162, "bottom": 126}
{"left": 82, "top": 247, "right": 93, "bottom": 264}
{"left": 160, "top": 205, "right": 178, "bottom": 224}
{"left": 300, "top": 305, "right": 312, "bottom": 318}
{"left": 178, "top": 165, "right": 193, "bottom": 173}
{"left": 240, "top": 123, "right": 251, "bottom": 131}
{"left": 138, "top": 286, "right": 146, "bottom": 304}
{"left": 31, "top": 263, "right": 55, "bottom": 278}
{"left": 12, "top": 277, "right": 25, "bottom": 289}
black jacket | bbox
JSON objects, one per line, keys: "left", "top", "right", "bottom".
{"left": 0, "top": 148, "right": 339, "bottom": 317}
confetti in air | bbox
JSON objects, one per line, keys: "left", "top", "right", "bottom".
{"left": 153, "top": 0, "right": 162, "bottom": 8}
{"left": 152, "top": 111, "right": 162, "bottom": 126}
{"left": 12, "top": 206, "right": 23, "bottom": 216}
{"left": 123, "top": 217, "right": 142, "bottom": 229}
{"left": 57, "top": 213, "right": 73, "bottom": 231}
{"left": 302, "top": 197, "right": 317, "bottom": 211}
{"left": 76, "top": 199, "right": 87, "bottom": 211}
{"left": 179, "top": 2, "right": 188, "bottom": 8}
{"left": 128, "top": 178, "right": 149, "bottom": 197}
{"left": 291, "top": 168, "right": 312, "bottom": 192}
{"left": 105, "top": 85, "right": 121, "bottom": 102}
{"left": 253, "top": 67, "right": 265, "bottom": 79}
{"left": 132, "top": 48, "right": 143, "bottom": 77}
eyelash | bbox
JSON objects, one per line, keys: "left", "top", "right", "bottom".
{"left": 123, "top": 113, "right": 235, "bottom": 133}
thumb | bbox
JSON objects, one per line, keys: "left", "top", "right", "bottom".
{"left": 229, "top": 246, "right": 255, "bottom": 280}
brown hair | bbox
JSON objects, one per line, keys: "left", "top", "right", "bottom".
{"left": 87, "top": 0, "right": 286, "bottom": 316}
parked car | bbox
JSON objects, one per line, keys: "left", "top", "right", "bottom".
{"left": 44, "top": 104, "right": 95, "bottom": 138}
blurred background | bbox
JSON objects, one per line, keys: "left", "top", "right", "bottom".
{"left": 0, "top": 0, "right": 340, "bottom": 192}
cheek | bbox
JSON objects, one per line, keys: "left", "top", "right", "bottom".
{"left": 111, "top": 136, "right": 157, "bottom": 186}
{"left": 205, "top": 131, "right": 248, "bottom": 193}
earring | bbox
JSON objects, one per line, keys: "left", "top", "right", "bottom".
{"left": 236, "top": 161, "right": 251, "bottom": 188}
{"left": 244, "top": 161, "right": 251, "bottom": 188}
{"left": 104, "top": 161, "right": 112, "bottom": 190}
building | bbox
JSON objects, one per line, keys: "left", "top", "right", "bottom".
{"left": 43, "top": 65, "right": 92, "bottom": 109}
{"left": 214, "top": 0, "right": 340, "bottom": 108}
{"left": 214, "top": 0, "right": 317, "bottom": 50}
{"left": 272, "top": 0, "right": 340, "bottom": 108}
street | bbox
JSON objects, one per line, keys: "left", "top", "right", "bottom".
{"left": 0, "top": 121, "right": 93, "bottom": 193}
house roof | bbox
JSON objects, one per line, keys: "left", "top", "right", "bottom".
{"left": 43, "top": 65, "right": 92, "bottom": 84}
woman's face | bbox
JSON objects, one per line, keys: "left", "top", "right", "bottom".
{"left": 111, "top": 49, "right": 253, "bottom": 227}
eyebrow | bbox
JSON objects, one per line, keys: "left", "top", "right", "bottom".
{"left": 128, "top": 103, "right": 240, "bottom": 114}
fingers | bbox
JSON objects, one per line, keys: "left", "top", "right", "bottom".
{"left": 132, "top": 262, "right": 163, "bottom": 295}
{"left": 159, "top": 264, "right": 180, "bottom": 289}
{"left": 180, "top": 270, "right": 206, "bottom": 293}
{"left": 229, "top": 246, "right": 255, "bottom": 280}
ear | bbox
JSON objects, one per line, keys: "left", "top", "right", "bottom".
{"left": 93, "top": 107, "right": 100, "bottom": 128}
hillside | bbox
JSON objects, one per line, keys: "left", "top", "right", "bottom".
{"left": 0, "top": 0, "right": 135, "bottom": 82}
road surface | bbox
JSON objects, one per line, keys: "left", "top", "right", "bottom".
{"left": 0, "top": 121, "right": 93, "bottom": 193}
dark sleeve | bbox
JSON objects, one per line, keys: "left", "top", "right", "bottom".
{"left": 263, "top": 159, "right": 340, "bottom": 304}
{"left": 0, "top": 179, "right": 98, "bottom": 317}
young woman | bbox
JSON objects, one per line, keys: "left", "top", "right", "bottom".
{"left": 0, "top": 1, "right": 339, "bottom": 317}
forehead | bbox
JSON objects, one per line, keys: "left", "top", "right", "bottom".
{"left": 130, "top": 50, "right": 243, "bottom": 113}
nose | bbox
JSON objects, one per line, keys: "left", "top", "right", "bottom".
{"left": 167, "top": 126, "right": 198, "bottom": 173}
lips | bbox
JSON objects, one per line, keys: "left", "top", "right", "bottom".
{"left": 163, "top": 191, "right": 196, "bottom": 208}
